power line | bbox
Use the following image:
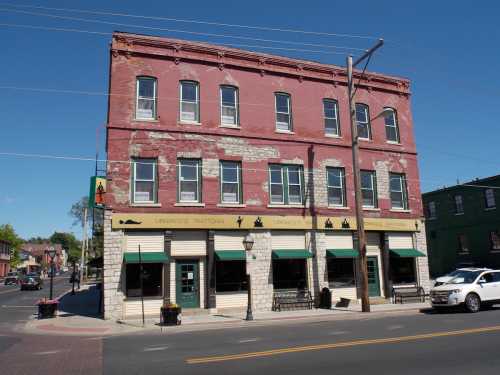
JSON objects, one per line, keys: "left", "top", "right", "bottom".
{"left": 0, "top": 151, "right": 498, "bottom": 189}
{"left": 0, "top": 21, "right": 351, "bottom": 56}
{"left": 0, "top": 8, "right": 365, "bottom": 53}
{"left": 0, "top": 2, "right": 380, "bottom": 40}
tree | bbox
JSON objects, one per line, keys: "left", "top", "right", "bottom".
{"left": 27, "top": 236, "right": 49, "bottom": 244}
{"left": 69, "top": 196, "right": 91, "bottom": 227}
{"left": 0, "top": 224, "right": 23, "bottom": 268}
{"left": 49, "top": 232, "right": 81, "bottom": 264}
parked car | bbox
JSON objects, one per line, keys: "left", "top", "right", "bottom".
{"left": 4, "top": 272, "right": 19, "bottom": 285}
{"left": 20, "top": 273, "right": 44, "bottom": 291}
{"left": 430, "top": 269, "right": 500, "bottom": 312}
{"left": 434, "top": 268, "right": 490, "bottom": 286}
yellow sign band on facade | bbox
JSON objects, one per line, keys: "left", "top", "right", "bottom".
{"left": 112, "top": 213, "right": 422, "bottom": 232}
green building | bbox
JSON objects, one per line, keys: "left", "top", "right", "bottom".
{"left": 422, "top": 175, "right": 500, "bottom": 277}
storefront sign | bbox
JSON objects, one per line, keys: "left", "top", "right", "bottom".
{"left": 112, "top": 213, "right": 420, "bottom": 232}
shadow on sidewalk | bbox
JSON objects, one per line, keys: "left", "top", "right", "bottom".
{"left": 57, "top": 284, "right": 102, "bottom": 319}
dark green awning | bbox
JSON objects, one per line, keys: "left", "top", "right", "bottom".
{"left": 390, "top": 248, "right": 426, "bottom": 257}
{"left": 272, "top": 249, "right": 313, "bottom": 259}
{"left": 215, "top": 250, "right": 246, "bottom": 261}
{"left": 123, "top": 252, "right": 169, "bottom": 263}
{"left": 326, "top": 249, "right": 359, "bottom": 258}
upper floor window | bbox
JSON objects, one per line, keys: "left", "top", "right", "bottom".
{"left": 220, "top": 86, "right": 239, "bottom": 126}
{"left": 269, "top": 164, "right": 303, "bottom": 205}
{"left": 220, "top": 161, "right": 242, "bottom": 204}
{"left": 275, "top": 93, "right": 292, "bottom": 131}
{"left": 355, "top": 103, "right": 371, "bottom": 140}
{"left": 490, "top": 231, "right": 500, "bottom": 251}
{"left": 136, "top": 77, "right": 157, "bottom": 120}
{"left": 458, "top": 234, "right": 469, "bottom": 253}
{"left": 180, "top": 81, "right": 200, "bottom": 123}
{"left": 427, "top": 201, "right": 437, "bottom": 219}
{"left": 454, "top": 195, "right": 464, "bottom": 214}
{"left": 390, "top": 173, "right": 409, "bottom": 210}
{"left": 132, "top": 158, "right": 157, "bottom": 203}
{"left": 323, "top": 99, "right": 340, "bottom": 136}
{"left": 384, "top": 108, "right": 400, "bottom": 143}
{"left": 485, "top": 188, "right": 496, "bottom": 208}
{"left": 361, "top": 170, "right": 377, "bottom": 208}
{"left": 327, "top": 167, "right": 346, "bottom": 207}
{"left": 178, "top": 159, "right": 201, "bottom": 203}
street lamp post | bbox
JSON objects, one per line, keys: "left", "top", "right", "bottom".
{"left": 46, "top": 247, "right": 57, "bottom": 300}
{"left": 243, "top": 234, "right": 254, "bottom": 321}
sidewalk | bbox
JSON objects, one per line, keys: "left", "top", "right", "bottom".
{"left": 24, "top": 285, "right": 432, "bottom": 337}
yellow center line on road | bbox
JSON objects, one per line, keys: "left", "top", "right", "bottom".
{"left": 186, "top": 325, "right": 500, "bottom": 364}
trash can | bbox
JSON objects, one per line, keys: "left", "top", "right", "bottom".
{"left": 160, "top": 306, "right": 182, "bottom": 326}
{"left": 319, "top": 287, "right": 332, "bottom": 309}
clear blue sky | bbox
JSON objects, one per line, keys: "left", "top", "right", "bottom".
{"left": 0, "top": 0, "right": 498, "bottom": 239}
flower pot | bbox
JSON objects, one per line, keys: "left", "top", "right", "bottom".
{"left": 38, "top": 301, "right": 58, "bottom": 319}
{"left": 160, "top": 306, "right": 182, "bottom": 326}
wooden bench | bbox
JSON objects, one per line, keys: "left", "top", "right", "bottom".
{"left": 272, "top": 289, "right": 314, "bottom": 311}
{"left": 392, "top": 286, "right": 426, "bottom": 304}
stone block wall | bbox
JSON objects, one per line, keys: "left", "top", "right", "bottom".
{"left": 415, "top": 224, "right": 431, "bottom": 293}
{"left": 247, "top": 230, "right": 274, "bottom": 312}
{"left": 103, "top": 210, "right": 125, "bottom": 320}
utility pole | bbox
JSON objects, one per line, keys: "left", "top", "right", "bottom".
{"left": 347, "top": 39, "right": 384, "bottom": 313}
{"left": 80, "top": 206, "right": 88, "bottom": 286}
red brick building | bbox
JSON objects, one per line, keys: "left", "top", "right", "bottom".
{"left": 104, "top": 32, "right": 430, "bottom": 320}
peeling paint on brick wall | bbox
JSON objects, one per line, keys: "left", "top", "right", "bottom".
{"left": 281, "top": 157, "right": 304, "bottom": 165}
{"left": 217, "top": 137, "right": 279, "bottom": 162}
{"left": 177, "top": 151, "right": 202, "bottom": 158}
{"left": 202, "top": 158, "right": 219, "bottom": 177}
{"left": 245, "top": 198, "right": 262, "bottom": 206}
{"left": 183, "top": 134, "right": 216, "bottom": 143}
{"left": 148, "top": 132, "right": 175, "bottom": 140}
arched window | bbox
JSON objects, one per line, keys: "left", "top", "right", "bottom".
{"left": 384, "top": 107, "right": 400, "bottom": 143}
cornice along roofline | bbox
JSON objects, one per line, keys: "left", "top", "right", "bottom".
{"left": 111, "top": 31, "right": 411, "bottom": 95}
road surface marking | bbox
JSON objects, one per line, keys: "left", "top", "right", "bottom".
{"left": 143, "top": 346, "right": 169, "bottom": 352}
{"left": 387, "top": 325, "right": 404, "bottom": 330}
{"left": 238, "top": 338, "right": 260, "bottom": 343}
{"left": 0, "top": 289, "right": 19, "bottom": 295}
{"left": 33, "top": 350, "right": 65, "bottom": 355}
{"left": 328, "top": 330, "right": 350, "bottom": 335}
{"left": 1, "top": 305, "right": 35, "bottom": 308}
{"left": 186, "top": 325, "right": 500, "bottom": 364}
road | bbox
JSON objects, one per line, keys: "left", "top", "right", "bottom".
{"left": 1, "top": 280, "right": 500, "bottom": 375}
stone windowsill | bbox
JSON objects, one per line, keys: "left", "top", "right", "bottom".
{"left": 328, "top": 206, "right": 350, "bottom": 210}
{"left": 325, "top": 133, "right": 342, "bottom": 139}
{"left": 217, "top": 203, "right": 247, "bottom": 208}
{"left": 178, "top": 121, "right": 202, "bottom": 126}
{"left": 362, "top": 207, "right": 380, "bottom": 211}
{"left": 267, "top": 204, "right": 305, "bottom": 208}
{"left": 386, "top": 140, "right": 401, "bottom": 145}
{"left": 174, "top": 202, "right": 205, "bottom": 207}
{"left": 133, "top": 118, "right": 159, "bottom": 123}
{"left": 130, "top": 203, "right": 162, "bottom": 207}
{"left": 275, "top": 130, "right": 295, "bottom": 135}
{"left": 219, "top": 124, "right": 241, "bottom": 129}
{"left": 390, "top": 209, "right": 412, "bottom": 213}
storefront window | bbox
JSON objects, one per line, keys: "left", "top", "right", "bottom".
{"left": 327, "top": 258, "right": 356, "bottom": 288}
{"left": 125, "top": 263, "right": 163, "bottom": 297}
{"left": 390, "top": 257, "right": 416, "bottom": 284}
{"left": 272, "top": 259, "right": 307, "bottom": 290}
{"left": 215, "top": 260, "right": 247, "bottom": 292}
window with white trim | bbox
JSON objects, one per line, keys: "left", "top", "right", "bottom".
{"left": 180, "top": 81, "right": 199, "bottom": 123}
{"left": 454, "top": 195, "right": 464, "bottom": 214}
{"left": 327, "top": 167, "right": 346, "bottom": 206}
{"left": 384, "top": 108, "right": 400, "bottom": 143}
{"left": 490, "top": 231, "right": 500, "bottom": 250}
{"left": 361, "top": 170, "right": 377, "bottom": 208}
{"left": 390, "top": 173, "right": 408, "bottom": 210}
{"left": 220, "top": 161, "right": 241, "bottom": 204}
{"left": 269, "top": 164, "right": 303, "bottom": 205}
{"left": 220, "top": 86, "right": 239, "bottom": 126}
{"left": 427, "top": 201, "right": 437, "bottom": 219}
{"left": 178, "top": 159, "right": 201, "bottom": 202}
{"left": 323, "top": 99, "right": 340, "bottom": 136}
{"left": 132, "top": 158, "right": 157, "bottom": 203}
{"left": 485, "top": 188, "right": 496, "bottom": 208}
{"left": 275, "top": 93, "right": 292, "bottom": 131}
{"left": 136, "top": 77, "right": 157, "bottom": 120}
{"left": 355, "top": 103, "right": 371, "bottom": 140}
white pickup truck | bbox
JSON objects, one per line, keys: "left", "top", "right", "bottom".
{"left": 430, "top": 269, "right": 500, "bottom": 312}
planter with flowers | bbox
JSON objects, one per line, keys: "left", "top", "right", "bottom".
{"left": 160, "top": 302, "right": 181, "bottom": 326}
{"left": 37, "top": 298, "right": 58, "bottom": 319}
